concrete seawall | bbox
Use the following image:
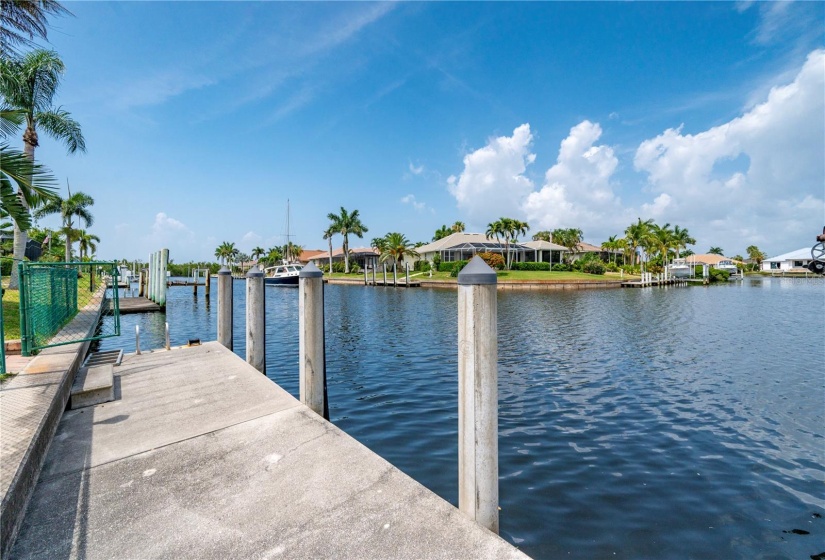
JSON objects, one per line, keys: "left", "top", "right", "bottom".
{"left": 10, "top": 342, "right": 529, "bottom": 559}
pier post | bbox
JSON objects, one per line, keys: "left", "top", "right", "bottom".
{"left": 135, "top": 325, "right": 141, "bottom": 355}
{"left": 159, "top": 249, "right": 168, "bottom": 308}
{"left": 372, "top": 263, "right": 376, "bottom": 286}
{"left": 456, "top": 256, "right": 499, "bottom": 534}
{"left": 217, "top": 267, "right": 233, "bottom": 350}
{"left": 205, "top": 268, "right": 211, "bottom": 299}
{"left": 138, "top": 270, "right": 145, "bottom": 298}
{"left": 246, "top": 265, "right": 266, "bottom": 373}
{"left": 405, "top": 262, "right": 409, "bottom": 287}
{"left": 148, "top": 253, "right": 154, "bottom": 302}
{"left": 393, "top": 262, "right": 397, "bottom": 287}
{"left": 383, "top": 263, "right": 387, "bottom": 286}
{"left": 364, "top": 265, "right": 368, "bottom": 285}
{"left": 299, "top": 262, "right": 327, "bottom": 419}
{"left": 193, "top": 270, "right": 198, "bottom": 296}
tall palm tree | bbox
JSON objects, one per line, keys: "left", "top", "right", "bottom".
{"left": 0, "top": 0, "right": 70, "bottom": 56}
{"left": 451, "top": 221, "right": 465, "bottom": 233}
{"left": 651, "top": 223, "right": 675, "bottom": 266}
{"left": 76, "top": 229, "right": 99, "bottom": 261}
{"left": 602, "top": 235, "right": 620, "bottom": 265}
{"left": 33, "top": 187, "right": 93, "bottom": 262}
{"left": 1, "top": 49, "right": 85, "bottom": 287}
{"left": 708, "top": 246, "right": 724, "bottom": 255}
{"left": 506, "top": 219, "right": 529, "bottom": 268}
{"left": 263, "top": 246, "right": 282, "bottom": 267}
{"left": 322, "top": 226, "right": 335, "bottom": 272}
{"left": 532, "top": 230, "right": 552, "bottom": 242}
{"left": 378, "top": 232, "right": 419, "bottom": 266}
{"left": 624, "top": 218, "right": 653, "bottom": 266}
{"left": 327, "top": 207, "right": 367, "bottom": 273}
{"left": 251, "top": 246, "right": 265, "bottom": 263}
{"left": 671, "top": 225, "right": 696, "bottom": 261}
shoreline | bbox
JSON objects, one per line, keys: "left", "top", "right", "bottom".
{"left": 325, "top": 276, "right": 626, "bottom": 290}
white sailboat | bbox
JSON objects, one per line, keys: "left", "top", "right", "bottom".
{"left": 264, "top": 200, "right": 303, "bottom": 286}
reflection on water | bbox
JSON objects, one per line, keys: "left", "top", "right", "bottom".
{"left": 99, "top": 277, "right": 825, "bottom": 558}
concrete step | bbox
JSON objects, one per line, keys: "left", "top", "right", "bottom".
{"left": 70, "top": 365, "right": 114, "bottom": 409}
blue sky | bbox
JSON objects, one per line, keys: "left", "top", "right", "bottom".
{"left": 20, "top": 1, "right": 825, "bottom": 261}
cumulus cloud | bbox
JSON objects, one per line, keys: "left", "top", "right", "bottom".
{"left": 447, "top": 124, "right": 536, "bottom": 224}
{"left": 408, "top": 162, "right": 424, "bottom": 175}
{"left": 145, "top": 212, "right": 196, "bottom": 255}
{"left": 445, "top": 50, "right": 823, "bottom": 253}
{"left": 524, "top": 120, "right": 625, "bottom": 234}
{"left": 634, "top": 49, "right": 824, "bottom": 250}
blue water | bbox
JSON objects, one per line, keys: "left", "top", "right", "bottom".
{"left": 99, "top": 277, "right": 825, "bottom": 559}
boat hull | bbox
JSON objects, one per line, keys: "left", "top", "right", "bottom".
{"left": 265, "top": 276, "right": 299, "bottom": 286}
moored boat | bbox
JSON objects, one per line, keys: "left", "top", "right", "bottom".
{"left": 264, "top": 263, "right": 302, "bottom": 286}
{"left": 667, "top": 259, "right": 692, "bottom": 278}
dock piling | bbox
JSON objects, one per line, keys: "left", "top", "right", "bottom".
{"left": 138, "top": 270, "right": 145, "bottom": 298}
{"left": 135, "top": 325, "right": 141, "bottom": 355}
{"left": 383, "top": 264, "right": 387, "bottom": 286}
{"left": 456, "top": 256, "right": 499, "bottom": 534}
{"left": 159, "top": 249, "right": 169, "bottom": 307}
{"left": 246, "top": 265, "right": 266, "bottom": 373}
{"left": 405, "top": 263, "right": 410, "bottom": 287}
{"left": 299, "top": 262, "right": 327, "bottom": 419}
{"left": 165, "top": 322, "right": 170, "bottom": 351}
{"left": 205, "top": 269, "right": 211, "bottom": 299}
{"left": 217, "top": 267, "right": 233, "bottom": 350}
{"left": 393, "top": 262, "right": 397, "bottom": 287}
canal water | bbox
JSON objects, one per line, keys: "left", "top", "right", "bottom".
{"left": 99, "top": 277, "right": 825, "bottom": 559}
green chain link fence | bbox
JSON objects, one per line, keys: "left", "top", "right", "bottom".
{"left": 18, "top": 262, "right": 121, "bottom": 356}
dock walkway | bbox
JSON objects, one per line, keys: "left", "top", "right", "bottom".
{"left": 10, "top": 343, "right": 527, "bottom": 559}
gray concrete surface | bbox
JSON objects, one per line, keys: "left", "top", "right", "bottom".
{"left": 11, "top": 342, "right": 529, "bottom": 560}
{"left": 0, "top": 293, "right": 105, "bottom": 557}
{"left": 69, "top": 365, "right": 114, "bottom": 409}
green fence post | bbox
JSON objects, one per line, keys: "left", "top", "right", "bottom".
{"left": 18, "top": 262, "right": 30, "bottom": 357}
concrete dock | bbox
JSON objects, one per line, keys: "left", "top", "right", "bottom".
{"left": 9, "top": 342, "right": 528, "bottom": 559}
{"left": 117, "top": 296, "right": 163, "bottom": 314}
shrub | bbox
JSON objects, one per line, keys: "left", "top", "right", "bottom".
{"left": 438, "top": 261, "right": 466, "bottom": 272}
{"left": 511, "top": 261, "right": 551, "bottom": 271}
{"left": 605, "top": 262, "right": 619, "bottom": 272}
{"left": 583, "top": 261, "right": 605, "bottom": 275}
{"left": 552, "top": 263, "right": 571, "bottom": 272}
{"left": 448, "top": 260, "right": 470, "bottom": 277}
{"left": 350, "top": 263, "right": 361, "bottom": 274}
{"left": 332, "top": 261, "right": 346, "bottom": 273}
{"left": 433, "top": 254, "right": 442, "bottom": 268}
{"left": 478, "top": 252, "right": 505, "bottom": 270}
{"left": 708, "top": 268, "right": 730, "bottom": 283}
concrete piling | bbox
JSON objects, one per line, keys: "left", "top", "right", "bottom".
{"left": 217, "top": 267, "right": 233, "bottom": 350}
{"left": 393, "top": 262, "right": 397, "bottom": 287}
{"left": 205, "top": 269, "right": 211, "bottom": 299}
{"left": 372, "top": 264, "right": 376, "bottom": 286}
{"left": 405, "top": 262, "right": 409, "bottom": 287}
{"left": 159, "top": 249, "right": 169, "bottom": 308}
{"left": 456, "top": 256, "right": 499, "bottom": 534}
{"left": 138, "top": 270, "right": 145, "bottom": 298}
{"left": 299, "top": 262, "right": 327, "bottom": 419}
{"left": 135, "top": 325, "right": 141, "bottom": 355}
{"left": 383, "top": 263, "right": 387, "bottom": 286}
{"left": 246, "top": 265, "right": 266, "bottom": 373}
{"left": 165, "top": 322, "right": 170, "bottom": 351}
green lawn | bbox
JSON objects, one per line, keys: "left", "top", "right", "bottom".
{"left": 327, "top": 269, "right": 632, "bottom": 282}
{"left": 2, "top": 284, "right": 20, "bottom": 340}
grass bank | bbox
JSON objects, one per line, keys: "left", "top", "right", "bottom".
{"left": 327, "top": 270, "right": 632, "bottom": 283}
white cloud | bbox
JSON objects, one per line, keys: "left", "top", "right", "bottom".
{"left": 634, "top": 49, "right": 825, "bottom": 252}
{"left": 145, "top": 212, "right": 196, "bottom": 256}
{"left": 408, "top": 162, "right": 424, "bottom": 175}
{"left": 447, "top": 124, "right": 536, "bottom": 224}
{"left": 444, "top": 49, "right": 824, "bottom": 254}
{"left": 401, "top": 194, "right": 433, "bottom": 214}
{"left": 239, "top": 231, "right": 264, "bottom": 252}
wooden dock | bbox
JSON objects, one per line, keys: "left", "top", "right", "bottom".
{"left": 621, "top": 278, "right": 689, "bottom": 288}
{"left": 117, "top": 297, "right": 162, "bottom": 314}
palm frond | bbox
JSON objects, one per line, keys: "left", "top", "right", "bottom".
{"left": 0, "top": 142, "right": 58, "bottom": 206}
{"left": 0, "top": 173, "right": 31, "bottom": 230}
{"left": 0, "top": 0, "right": 71, "bottom": 57}
{"left": 35, "top": 107, "right": 85, "bottom": 153}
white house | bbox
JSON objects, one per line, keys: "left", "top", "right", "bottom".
{"left": 761, "top": 248, "right": 816, "bottom": 271}
{"left": 522, "top": 240, "right": 569, "bottom": 265}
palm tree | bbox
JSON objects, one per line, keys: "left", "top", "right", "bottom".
{"left": 263, "top": 246, "right": 282, "bottom": 267}
{"left": 532, "top": 230, "right": 552, "bottom": 242}
{"left": 33, "top": 187, "right": 93, "bottom": 262}
{"left": 451, "top": 221, "right": 465, "bottom": 233}
{"left": 506, "top": 219, "right": 529, "bottom": 268}
{"left": 76, "top": 229, "right": 99, "bottom": 261}
{"left": 746, "top": 245, "right": 766, "bottom": 271}
{"left": 708, "top": 246, "right": 724, "bottom": 255}
{"left": 624, "top": 218, "right": 653, "bottom": 266}
{"left": 0, "top": 0, "right": 70, "bottom": 57}
{"left": 323, "top": 226, "right": 335, "bottom": 272}
{"left": 214, "top": 241, "right": 235, "bottom": 266}
{"left": 433, "top": 224, "right": 451, "bottom": 241}
{"left": 651, "top": 223, "right": 675, "bottom": 266}
{"left": 251, "top": 246, "right": 265, "bottom": 264}
{"left": 1, "top": 50, "right": 85, "bottom": 288}
{"left": 602, "top": 235, "right": 620, "bottom": 265}
{"left": 552, "top": 228, "right": 584, "bottom": 262}
{"left": 672, "top": 225, "right": 695, "bottom": 255}
{"left": 378, "top": 232, "right": 419, "bottom": 266}
{"left": 327, "top": 207, "right": 367, "bottom": 273}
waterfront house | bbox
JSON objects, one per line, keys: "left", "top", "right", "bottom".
{"left": 296, "top": 250, "right": 325, "bottom": 264}
{"left": 414, "top": 232, "right": 532, "bottom": 265}
{"left": 308, "top": 247, "right": 380, "bottom": 270}
{"left": 522, "top": 240, "right": 569, "bottom": 265}
{"left": 570, "top": 241, "right": 622, "bottom": 263}
{"left": 761, "top": 248, "right": 816, "bottom": 272}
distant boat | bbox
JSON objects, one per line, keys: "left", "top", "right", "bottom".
{"left": 264, "top": 263, "right": 302, "bottom": 286}
{"left": 667, "top": 258, "right": 692, "bottom": 278}
{"left": 716, "top": 260, "right": 739, "bottom": 275}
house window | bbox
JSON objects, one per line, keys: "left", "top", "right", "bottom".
{"left": 794, "top": 261, "right": 804, "bottom": 267}
{"left": 771, "top": 262, "right": 780, "bottom": 269}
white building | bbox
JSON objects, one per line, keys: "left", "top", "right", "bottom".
{"left": 414, "top": 232, "right": 533, "bottom": 264}
{"left": 761, "top": 248, "right": 815, "bottom": 271}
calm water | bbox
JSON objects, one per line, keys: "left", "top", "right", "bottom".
{"left": 99, "top": 278, "right": 825, "bottom": 559}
